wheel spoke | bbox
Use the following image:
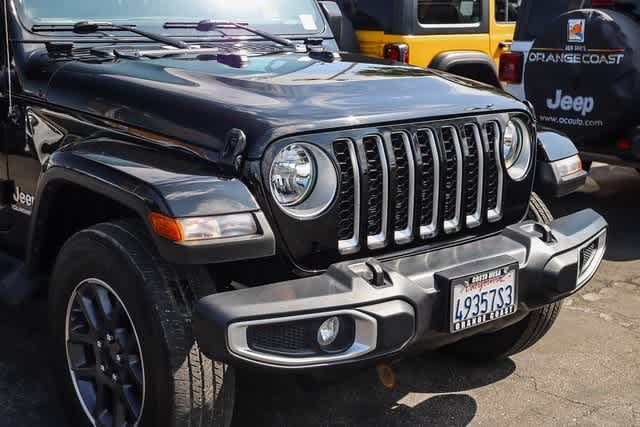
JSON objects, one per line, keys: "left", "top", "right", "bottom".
{"left": 68, "top": 325, "right": 94, "bottom": 344}
{"left": 111, "top": 302, "right": 125, "bottom": 325}
{"left": 122, "top": 385, "right": 142, "bottom": 421}
{"left": 72, "top": 366, "right": 97, "bottom": 381}
{"left": 76, "top": 292, "right": 101, "bottom": 332}
{"left": 127, "top": 358, "right": 143, "bottom": 387}
{"left": 96, "top": 408, "right": 113, "bottom": 427}
{"left": 113, "top": 396, "right": 128, "bottom": 427}
{"left": 95, "top": 381, "right": 108, "bottom": 415}
{"left": 93, "top": 286, "right": 115, "bottom": 323}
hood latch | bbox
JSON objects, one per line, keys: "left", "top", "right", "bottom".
{"left": 219, "top": 128, "right": 248, "bottom": 173}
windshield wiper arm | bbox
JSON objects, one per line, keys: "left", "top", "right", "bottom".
{"left": 32, "top": 21, "right": 189, "bottom": 49}
{"left": 163, "top": 20, "right": 294, "bottom": 48}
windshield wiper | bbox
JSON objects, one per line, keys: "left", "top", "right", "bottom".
{"left": 163, "top": 20, "right": 294, "bottom": 48}
{"left": 32, "top": 21, "right": 189, "bottom": 49}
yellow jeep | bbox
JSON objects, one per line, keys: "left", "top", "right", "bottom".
{"left": 336, "top": 0, "right": 519, "bottom": 87}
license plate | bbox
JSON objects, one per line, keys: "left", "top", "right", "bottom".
{"left": 450, "top": 264, "right": 518, "bottom": 333}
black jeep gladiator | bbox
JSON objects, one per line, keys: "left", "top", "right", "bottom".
{"left": 0, "top": 0, "right": 605, "bottom": 426}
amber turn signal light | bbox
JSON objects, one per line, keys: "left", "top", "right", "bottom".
{"left": 149, "top": 212, "right": 259, "bottom": 242}
{"left": 149, "top": 212, "right": 184, "bottom": 242}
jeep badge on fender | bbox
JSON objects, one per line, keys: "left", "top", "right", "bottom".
{"left": 0, "top": 1, "right": 606, "bottom": 426}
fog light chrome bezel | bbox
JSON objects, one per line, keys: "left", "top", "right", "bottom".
{"left": 227, "top": 310, "right": 377, "bottom": 367}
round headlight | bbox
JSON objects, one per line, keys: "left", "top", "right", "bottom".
{"left": 269, "top": 143, "right": 338, "bottom": 219}
{"left": 503, "top": 121, "right": 522, "bottom": 169}
{"left": 502, "top": 118, "right": 532, "bottom": 181}
{"left": 270, "top": 144, "right": 316, "bottom": 207}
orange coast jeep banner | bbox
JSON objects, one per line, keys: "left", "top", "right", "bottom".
{"left": 523, "top": 9, "right": 640, "bottom": 147}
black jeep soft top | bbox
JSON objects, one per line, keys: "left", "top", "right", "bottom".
{"left": 505, "top": 0, "right": 640, "bottom": 168}
{"left": 0, "top": 1, "right": 605, "bottom": 426}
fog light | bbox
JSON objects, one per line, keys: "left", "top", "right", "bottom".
{"left": 317, "top": 316, "right": 340, "bottom": 347}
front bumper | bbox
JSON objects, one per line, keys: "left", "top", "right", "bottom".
{"left": 194, "top": 209, "right": 607, "bottom": 370}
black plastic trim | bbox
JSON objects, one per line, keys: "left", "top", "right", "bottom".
{"left": 429, "top": 51, "right": 501, "bottom": 88}
{"left": 535, "top": 128, "right": 586, "bottom": 198}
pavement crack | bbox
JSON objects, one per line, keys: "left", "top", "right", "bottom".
{"left": 513, "top": 373, "right": 600, "bottom": 411}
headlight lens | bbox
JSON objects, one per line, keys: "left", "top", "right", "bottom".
{"left": 270, "top": 144, "right": 316, "bottom": 207}
{"left": 269, "top": 143, "right": 338, "bottom": 219}
{"left": 503, "top": 118, "right": 533, "bottom": 181}
{"left": 503, "top": 121, "right": 523, "bottom": 169}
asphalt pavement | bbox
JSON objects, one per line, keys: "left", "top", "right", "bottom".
{"left": 1, "top": 163, "right": 639, "bottom": 427}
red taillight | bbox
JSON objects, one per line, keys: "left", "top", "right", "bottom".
{"left": 591, "top": 0, "right": 615, "bottom": 8}
{"left": 617, "top": 139, "right": 631, "bottom": 150}
{"left": 383, "top": 43, "right": 409, "bottom": 63}
{"left": 499, "top": 51, "right": 524, "bottom": 84}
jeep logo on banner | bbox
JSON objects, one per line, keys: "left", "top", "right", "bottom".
{"left": 547, "top": 90, "right": 594, "bottom": 117}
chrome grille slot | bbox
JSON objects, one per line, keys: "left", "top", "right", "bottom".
{"left": 416, "top": 129, "right": 440, "bottom": 238}
{"left": 462, "top": 124, "right": 484, "bottom": 228}
{"left": 484, "top": 122, "right": 503, "bottom": 222}
{"left": 331, "top": 118, "right": 504, "bottom": 255}
{"left": 363, "top": 136, "right": 389, "bottom": 250}
{"left": 391, "top": 132, "right": 415, "bottom": 244}
{"left": 334, "top": 139, "right": 361, "bottom": 255}
{"left": 440, "top": 127, "right": 463, "bottom": 234}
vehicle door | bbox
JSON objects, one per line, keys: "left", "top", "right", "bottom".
{"left": 490, "top": 0, "right": 519, "bottom": 64}
{"left": 413, "top": 0, "right": 491, "bottom": 68}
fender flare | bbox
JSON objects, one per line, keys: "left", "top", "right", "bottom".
{"left": 429, "top": 51, "right": 501, "bottom": 88}
{"left": 27, "top": 140, "right": 275, "bottom": 272}
{"left": 534, "top": 127, "right": 587, "bottom": 198}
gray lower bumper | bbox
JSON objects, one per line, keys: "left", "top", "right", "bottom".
{"left": 194, "top": 209, "right": 607, "bottom": 370}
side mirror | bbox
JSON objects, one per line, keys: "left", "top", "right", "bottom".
{"left": 318, "top": 1, "right": 345, "bottom": 42}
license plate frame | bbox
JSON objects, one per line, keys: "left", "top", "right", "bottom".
{"left": 449, "top": 263, "right": 518, "bottom": 334}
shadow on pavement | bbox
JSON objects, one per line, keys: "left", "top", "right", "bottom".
{"left": 0, "top": 301, "right": 67, "bottom": 427}
{"left": 548, "top": 165, "right": 640, "bottom": 262}
{"left": 233, "top": 354, "right": 515, "bottom": 426}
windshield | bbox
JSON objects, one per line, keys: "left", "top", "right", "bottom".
{"left": 15, "top": 0, "right": 325, "bottom": 35}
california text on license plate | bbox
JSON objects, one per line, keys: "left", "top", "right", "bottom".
{"left": 450, "top": 264, "right": 518, "bottom": 333}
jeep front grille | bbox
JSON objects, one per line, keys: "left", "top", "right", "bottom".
{"left": 334, "top": 121, "right": 503, "bottom": 255}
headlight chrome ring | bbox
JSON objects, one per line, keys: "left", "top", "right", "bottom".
{"left": 270, "top": 144, "right": 316, "bottom": 207}
{"left": 503, "top": 118, "right": 533, "bottom": 181}
{"left": 269, "top": 143, "right": 338, "bottom": 219}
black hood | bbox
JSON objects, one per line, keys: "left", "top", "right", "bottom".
{"left": 43, "top": 51, "right": 525, "bottom": 159}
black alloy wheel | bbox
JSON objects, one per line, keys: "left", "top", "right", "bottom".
{"left": 51, "top": 220, "right": 235, "bottom": 427}
{"left": 65, "top": 278, "right": 145, "bottom": 427}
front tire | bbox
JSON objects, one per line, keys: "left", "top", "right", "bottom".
{"left": 49, "top": 220, "right": 235, "bottom": 427}
{"left": 444, "top": 193, "right": 562, "bottom": 361}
